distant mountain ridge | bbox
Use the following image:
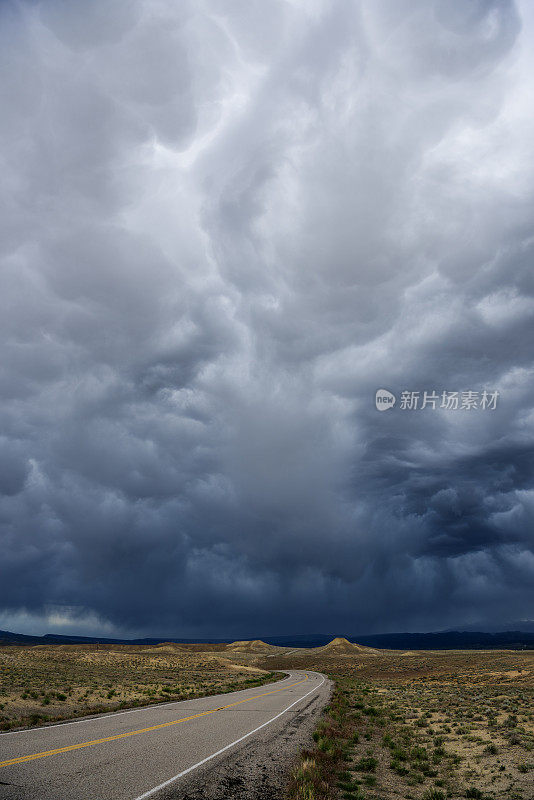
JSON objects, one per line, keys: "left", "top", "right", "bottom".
{"left": 1, "top": 628, "right": 534, "bottom": 649}
{"left": 353, "top": 631, "right": 534, "bottom": 650}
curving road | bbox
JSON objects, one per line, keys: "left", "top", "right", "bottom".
{"left": 0, "top": 671, "right": 329, "bottom": 800}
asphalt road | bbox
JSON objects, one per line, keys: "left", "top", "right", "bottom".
{"left": 0, "top": 671, "right": 330, "bottom": 800}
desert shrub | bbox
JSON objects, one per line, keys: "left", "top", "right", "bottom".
{"left": 465, "top": 789, "right": 483, "bottom": 799}
{"left": 382, "top": 733, "right": 394, "bottom": 748}
{"left": 423, "top": 790, "right": 446, "bottom": 800}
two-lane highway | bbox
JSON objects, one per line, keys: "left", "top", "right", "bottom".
{"left": 0, "top": 671, "right": 330, "bottom": 800}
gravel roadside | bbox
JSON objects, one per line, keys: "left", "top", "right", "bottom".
{"left": 162, "top": 673, "right": 332, "bottom": 800}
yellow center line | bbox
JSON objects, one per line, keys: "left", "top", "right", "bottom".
{"left": 0, "top": 674, "right": 309, "bottom": 768}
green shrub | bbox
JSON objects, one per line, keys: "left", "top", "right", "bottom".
{"left": 354, "top": 756, "right": 378, "bottom": 772}
{"left": 423, "top": 791, "right": 446, "bottom": 800}
{"left": 465, "top": 789, "right": 483, "bottom": 799}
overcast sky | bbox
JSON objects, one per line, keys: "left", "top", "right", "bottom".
{"left": 1, "top": 0, "right": 533, "bottom": 639}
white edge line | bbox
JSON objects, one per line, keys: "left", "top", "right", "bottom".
{"left": 0, "top": 673, "right": 294, "bottom": 736}
{"left": 132, "top": 672, "right": 326, "bottom": 800}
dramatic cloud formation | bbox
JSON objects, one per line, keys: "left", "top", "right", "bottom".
{"left": 1, "top": 0, "right": 533, "bottom": 637}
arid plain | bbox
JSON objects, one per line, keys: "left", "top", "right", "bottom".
{"left": 1, "top": 638, "right": 533, "bottom": 799}
{"left": 268, "top": 638, "right": 534, "bottom": 800}
{"left": 0, "top": 639, "right": 281, "bottom": 731}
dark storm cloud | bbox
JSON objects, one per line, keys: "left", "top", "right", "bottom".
{"left": 1, "top": 0, "right": 533, "bottom": 638}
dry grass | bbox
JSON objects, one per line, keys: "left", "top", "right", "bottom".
{"left": 277, "top": 646, "right": 534, "bottom": 800}
{"left": 0, "top": 642, "right": 282, "bottom": 730}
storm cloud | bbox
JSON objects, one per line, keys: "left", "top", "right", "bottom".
{"left": 1, "top": 0, "right": 533, "bottom": 638}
